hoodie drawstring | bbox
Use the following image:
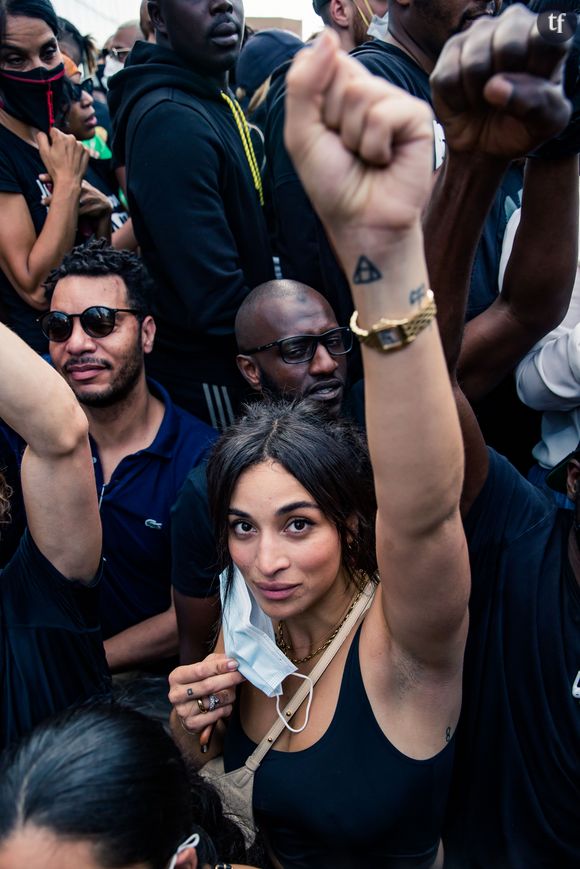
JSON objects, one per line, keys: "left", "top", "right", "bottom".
{"left": 220, "top": 91, "right": 264, "bottom": 206}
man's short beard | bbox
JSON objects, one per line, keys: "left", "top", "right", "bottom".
{"left": 71, "top": 335, "right": 144, "bottom": 409}
{"left": 256, "top": 365, "right": 288, "bottom": 401}
{"left": 79, "top": 358, "right": 142, "bottom": 408}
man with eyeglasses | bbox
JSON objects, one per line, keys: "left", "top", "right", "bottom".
{"left": 102, "top": 21, "right": 142, "bottom": 84}
{"left": 170, "top": 279, "right": 362, "bottom": 666}
{"left": 38, "top": 239, "right": 216, "bottom": 688}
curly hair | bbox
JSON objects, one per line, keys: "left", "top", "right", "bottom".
{"left": 44, "top": 239, "right": 154, "bottom": 315}
{"left": 207, "top": 398, "right": 378, "bottom": 596}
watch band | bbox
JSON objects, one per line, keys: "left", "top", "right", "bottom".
{"left": 350, "top": 290, "right": 436, "bottom": 352}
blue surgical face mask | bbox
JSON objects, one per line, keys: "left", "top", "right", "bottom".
{"left": 220, "top": 566, "right": 314, "bottom": 734}
{"left": 167, "top": 833, "right": 200, "bottom": 869}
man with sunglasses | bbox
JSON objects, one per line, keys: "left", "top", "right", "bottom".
{"left": 40, "top": 240, "right": 216, "bottom": 683}
{"left": 171, "top": 279, "right": 361, "bottom": 666}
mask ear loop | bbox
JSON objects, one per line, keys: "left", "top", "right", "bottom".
{"left": 353, "top": 0, "right": 371, "bottom": 28}
{"left": 167, "top": 833, "right": 200, "bottom": 869}
{"left": 275, "top": 673, "right": 314, "bottom": 734}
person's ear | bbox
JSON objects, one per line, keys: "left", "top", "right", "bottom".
{"left": 147, "top": 1, "right": 166, "bottom": 35}
{"left": 331, "top": 0, "right": 351, "bottom": 27}
{"left": 173, "top": 846, "right": 198, "bottom": 869}
{"left": 140, "top": 315, "right": 156, "bottom": 355}
{"left": 566, "top": 458, "right": 580, "bottom": 501}
{"left": 236, "top": 354, "right": 262, "bottom": 391}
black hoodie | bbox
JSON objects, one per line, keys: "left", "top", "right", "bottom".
{"left": 109, "top": 42, "right": 273, "bottom": 387}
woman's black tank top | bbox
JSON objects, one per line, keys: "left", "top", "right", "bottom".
{"left": 224, "top": 625, "right": 455, "bottom": 869}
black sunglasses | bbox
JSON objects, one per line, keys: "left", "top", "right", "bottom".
{"left": 69, "top": 77, "right": 94, "bottom": 101}
{"left": 38, "top": 306, "right": 142, "bottom": 342}
{"left": 241, "top": 327, "right": 353, "bottom": 364}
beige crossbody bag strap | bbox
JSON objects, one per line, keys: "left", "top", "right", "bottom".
{"left": 244, "top": 580, "right": 376, "bottom": 773}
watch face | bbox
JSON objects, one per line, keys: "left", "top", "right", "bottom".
{"left": 377, "top": 327, "right": 403, "bottom": 349}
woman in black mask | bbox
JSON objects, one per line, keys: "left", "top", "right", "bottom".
{"left": 0, "top": 0, "right": 89, "bottom": 353}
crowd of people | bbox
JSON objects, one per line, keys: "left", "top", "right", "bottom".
{"left": 0, "top": 0, "right": 579, "bottom": 867}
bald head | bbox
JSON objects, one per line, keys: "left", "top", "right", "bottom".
{"left": 111, "top": 20, "right": 142, "bottom": 53}
{"left": 236, "top": 280, "right": 336, "bottom": 351}
{"left": 235, "top": 280, "right": 347, "bottom": 416}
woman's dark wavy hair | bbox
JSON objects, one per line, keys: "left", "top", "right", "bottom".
{"left": 3, "top": 0, "right": 59, "bottom": 36}
{"left": 0, "top": 704, "right": 262, "bottom": 868}
{"left": 207, "top": 399, "right": 378, "bottom": 594}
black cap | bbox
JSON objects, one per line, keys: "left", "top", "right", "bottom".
{"left": 313, "top": 0, "right": 331, "bottom": 14}
{"left": 236, "top": 29, "right": 304, "bottom": 98}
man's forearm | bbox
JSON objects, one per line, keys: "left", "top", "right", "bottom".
{"left": 459, "top": 155, "right": 579, "bottom": 399}
{"left": 502, "top": 155, "right": 578, "bottom": 323}
{"left": 104, "top": 606, "right": 178, "bottom": 673}
{"left": 423, "top": 150, "right": 509, "bottom": 375}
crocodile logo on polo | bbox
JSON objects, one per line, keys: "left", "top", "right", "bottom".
{"left": 144, "top": 519, "right": 163, "bottom": 530}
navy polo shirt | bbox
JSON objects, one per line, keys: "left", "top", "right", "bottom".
{"left": 93, "top": 380, "right": 217, "bottom": 639}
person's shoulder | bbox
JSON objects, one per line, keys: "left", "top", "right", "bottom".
{"left": 465, "top": 448, "right": 556, "bottom": 547}
{"left": 352, "top": 41, "right": 429, "bottom": 94}
{"left": 172, "top": 458, "right": 209, "bottom": 512}
{"left": 130, "top": 89, "right": 219, "bottom": 145}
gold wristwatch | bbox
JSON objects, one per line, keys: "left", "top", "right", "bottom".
{"left": 350, "top": 290, "right": 436, "bottom": 352}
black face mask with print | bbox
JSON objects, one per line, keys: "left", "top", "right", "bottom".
{"left": 0, "top": 63, "right": 67, "bottom": 133}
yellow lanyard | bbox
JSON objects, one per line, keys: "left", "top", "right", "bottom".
{"left": 354, "top": 0, "right": 375, "bottom": 29}
{"left": 220, "top": 90, "right": 264, "bottom": 206}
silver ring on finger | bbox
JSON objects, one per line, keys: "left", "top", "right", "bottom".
{"left": 206, "top": 693, "right": 221, "bottom": 712}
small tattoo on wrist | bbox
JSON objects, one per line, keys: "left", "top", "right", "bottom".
{"left": 445, "top": 727, "right": 452, "bottom": 743}
{"left": 353, "top": 256, "right": 382, "bottom": 285}
{"left": 409, "top": 284, "right": 426, "bottom": 305}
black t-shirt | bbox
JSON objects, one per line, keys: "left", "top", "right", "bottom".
{"left": 171, "top": 459, "right": 216, "bottom": 599}
{"left": 444, "top": 450, "right": 580, "bottom": 867}
{"left": 0, "top": 125, "right": 48, "bottom": 353}
{"left": 351, "top": 41, "right": 432, "bottom": 101}
{"left": 0, "top": 425, "right": 25, "bottom": 568}
{"left": 0, "top": 530, "right": 111, "bottom": 751}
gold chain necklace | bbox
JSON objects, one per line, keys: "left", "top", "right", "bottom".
{"left": 275, "top": 589, "right": 363, "bottom": 665}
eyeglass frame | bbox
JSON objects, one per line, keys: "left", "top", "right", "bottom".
{"left": 37, "top": 306, "right": 143, "bottom": 342}
{"left": 109, "top": 46, "right": 131, "bottom": 60}
{"left": 240, "top": 327, "right": 353, "bottom": 364}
